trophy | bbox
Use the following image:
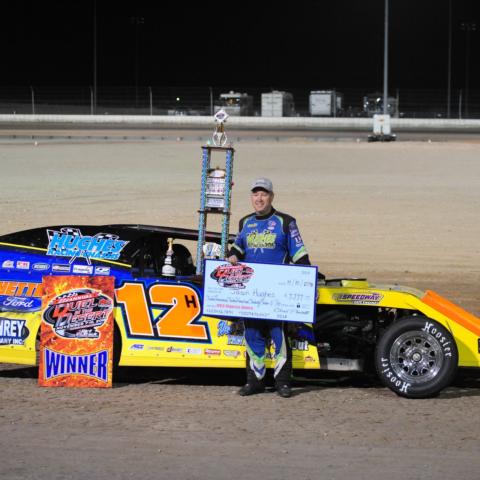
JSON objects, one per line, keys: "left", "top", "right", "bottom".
{"left": 161, "top": 238, "right": 176, "bottom": 278}
{"left": 212, "top": 109, "right": 229, "bottom": 146}
{"left": 196, "top": 110, "right": 235, "bottom": 274}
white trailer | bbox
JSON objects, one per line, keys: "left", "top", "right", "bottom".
{"left": 261, "top": 91, "right": 295, "bottom": 117}
{"left": 213, "top": 91, "right": 253, "bottom": 116}
{"left": 309, "top": 90, "right": 343, "bottom": 116}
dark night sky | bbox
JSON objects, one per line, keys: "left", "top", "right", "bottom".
{"left": 2, "top": 0, "right": 479, "bottom": 92}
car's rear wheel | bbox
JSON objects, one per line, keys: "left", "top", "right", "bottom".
{"left": 375, "top": 316, "right": 458, "bottom": 398}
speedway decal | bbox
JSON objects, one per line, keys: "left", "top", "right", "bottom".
{"left": 39, "top": 275, "right": 114, "bottom": 388}
{"left": 332, "top": 292, "right": 383, "bottom": 305}
{"left": 46, "top": 228, "right": 129, "bottom": 265}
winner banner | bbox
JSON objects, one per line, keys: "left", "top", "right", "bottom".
{"left": 203, "top": 260, "right": 317, "bottom": 323}
{"left": 38, "top": 275, "right": 115, "bottom": 388}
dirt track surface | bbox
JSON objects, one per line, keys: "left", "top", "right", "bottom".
{"left": 1, "top": 138, "right": 479, "bottom": 479}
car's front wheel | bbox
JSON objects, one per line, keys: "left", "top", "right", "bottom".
{"left": 375, "top": 316, "right": 458, "bottom": 398}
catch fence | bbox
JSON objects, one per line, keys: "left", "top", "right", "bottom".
{"left": 0, "top": 86, "right": 478, "bottom": 119}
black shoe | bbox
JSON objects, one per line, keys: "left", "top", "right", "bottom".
{"left": 238, "top": 383, "right": 265, "bottom": 396}
{"left": 276, "top": 384, "right": 292, "bottom": 398}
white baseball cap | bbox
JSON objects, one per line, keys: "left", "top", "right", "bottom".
{"left": 251, "top": 177, "right": 273, "bottom": 193}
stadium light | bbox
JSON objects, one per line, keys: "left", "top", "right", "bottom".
{"left": 460, "top": 21, "right": 477, "bottom": 118}
{"left": 383, "top": 0, "right": 389, "bottom": 116}
{"left": 93, "top": 0, "right": 97, "bottom": 114}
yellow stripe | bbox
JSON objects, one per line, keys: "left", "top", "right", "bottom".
{"left": 0, "top": 241, "right": 131, "bottom": 268}
{"left": 0, "top": 241, "right": 46, "bottom": 252}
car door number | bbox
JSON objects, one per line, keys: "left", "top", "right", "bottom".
{"left": 115, "top": 282, "right": 208, "bottom": 341}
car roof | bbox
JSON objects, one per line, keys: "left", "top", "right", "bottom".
{"left": 0, "top": 224, "right": 235, "bottom": 264}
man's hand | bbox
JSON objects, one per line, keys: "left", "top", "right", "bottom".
{"left": 227, "top": 255, "right": 239, "bottom": 265}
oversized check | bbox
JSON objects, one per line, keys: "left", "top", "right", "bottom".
{"left": 203, "top": 260, "right": 317, "bottom": 323}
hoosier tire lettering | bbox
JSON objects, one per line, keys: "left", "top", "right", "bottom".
{"left": 375, "top": 316, "right": 458, "bottom": 399}
{"left": 380, "top": 357, "right": 411, "bottom": 394}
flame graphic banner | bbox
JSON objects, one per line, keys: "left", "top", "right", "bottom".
{"left": 38, "top": 275, "right": 114, "bottom": 388}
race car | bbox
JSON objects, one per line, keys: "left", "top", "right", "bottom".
{"left": 1, "top": 224, "right": 479, "bottom": 398}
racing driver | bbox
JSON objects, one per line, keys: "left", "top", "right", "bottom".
{"left": 227, "top": 177, "right": 311, "bottom": 398}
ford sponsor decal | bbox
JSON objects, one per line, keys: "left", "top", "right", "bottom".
{"left": 0, "top": 295, "right": 41, "bottom": 313}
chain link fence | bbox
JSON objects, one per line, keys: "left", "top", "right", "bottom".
{"left": 0, "top": 86, "right": 479, "bottom": 119}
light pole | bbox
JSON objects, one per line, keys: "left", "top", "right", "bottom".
{"left": 131, "top": 16, "right": 145, "bottom": 108}
{"left": 93, "top": 0, "right": 97, "bottom": 114}
{"left": 460, "top": 21, "right": 476, "bottom": 118}
{"left": 383, "top": 0, "right": 389, "bottom": 116}
{"left": 446, "top": 0, "right": 452, "bottom": 118}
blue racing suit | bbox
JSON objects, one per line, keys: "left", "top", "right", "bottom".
{"left": 229, "top": 208, "right": 310, "bottom": 386}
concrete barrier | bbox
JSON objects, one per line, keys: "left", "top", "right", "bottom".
{"left": 0, "top": 114, "right": 480, "bottom": 132}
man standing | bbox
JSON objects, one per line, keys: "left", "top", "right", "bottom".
{"left": 227, "top": 177, "right": 311, "bottom": 398}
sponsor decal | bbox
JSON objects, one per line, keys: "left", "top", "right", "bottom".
{"left": 129, "top": 343, "right": 144, "bottom": 350}
{"left": 289, "top": 222, "right": 304, "bottom": 247}
{"left": 304, "top": 355, "right": 315, "bottom": 363}
{"left": 166, "top": 346, "right": 183, "bottom": 353}
{"left": 43, "top": 288, "right": 113, "bottom": 339}
{"left": 72, "top": 264, "right": 94, "bottom": 275}
{"left": 16, "top": 260, "right": 30, "bottom": 270}
{"left": 228, "top": 335, "right": 244, "bottom": 346}
{"left": 43, "top": 348, "right": 109, "bottom": 382}
{"left": 52, "top": 264, "right": 71, "bottom": 273}
{"left": 267, "top": 220, "right": 276, "bottom": 231}
{"left": 147, "top": 346, "right": 165, "bottom": 351}
{"left": 186, "top": 347, "right": 202, "bottom": 355}
{"left": 246, "top": 223, "right": 258, "bottom": 228}
{"left": 204, "top": 348, "right": 221, "bottom": 356}
{"left": 0, "top": 281, "right": 41, "bottom": 298}
{"left": 333, "top": 292, "right": 384, "bottom": 305}
{"left": 223, "top": 349, "right": 241, "bottom": 358}
{"left": 217, "top": 320, "right": 245, "bottom": 345}
{"left": 94, "top": 266, "right": 111, "bottom": 275}
{"left": 46, "top": 227, "right": 129, "bottom": 264}
{"left": 291, "top": 339, "right": 309, "bottom": 351}
{"left": 246, "top": 230, "right": 276, "bottom": 250}
{"left": 210, "top": 263, "right": 254, "bottom": 289}
{"left": 33, "top": 262, "right": 50, "bottom": 272}
{"left": 0, "top": 317, "right": 29, "bottom": 345}
{"left": 217, "top": 320, "right": 230, "bottom": 336}
{"left": 0, "top": 296, "right": 41, "bottom": 313}
{"left": 1, "top": 260, "right": 15, "bottom": 269}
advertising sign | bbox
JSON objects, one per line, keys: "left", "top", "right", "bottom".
{"left": 203, "top": 260, "right": 317, "bottom": 323}
{"left": 38, "top": 275, "right": 114, "bottom": 388}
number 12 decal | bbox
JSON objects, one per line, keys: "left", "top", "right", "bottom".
{"left": 116, "top": 282, "right": 209, "bottom": 342}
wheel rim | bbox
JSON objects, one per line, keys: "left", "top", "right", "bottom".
{"left": 389, "top": 330, "right": 444, "bottom": 384}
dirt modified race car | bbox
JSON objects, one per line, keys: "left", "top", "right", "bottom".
{"left": 1, "top": 224, "right": 479, "bottom": 398}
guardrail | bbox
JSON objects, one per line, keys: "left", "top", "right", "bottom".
{"left": 1, "top": 114, "right": 480, "bottom": 133}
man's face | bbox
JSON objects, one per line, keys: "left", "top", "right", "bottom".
{"left": 250, "top": 189, "right": 274, "bottom": 216}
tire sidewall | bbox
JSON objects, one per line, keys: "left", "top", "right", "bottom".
{"left": 375, "top": 316, "right": 458, "bottom": 398}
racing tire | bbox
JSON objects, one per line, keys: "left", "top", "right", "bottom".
{"left": 375, "top": 316, "right": 458, "bottom": 399}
